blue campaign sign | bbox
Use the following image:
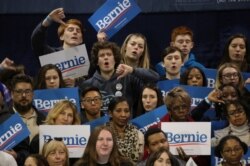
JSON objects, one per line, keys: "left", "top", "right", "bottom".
{"left": 0, "top": 113, "right": 30, "bottom": 150}
{"left": 130, "top": 105, "right": 168, "bottom": 134}
{"left": 157, "top": 79, "right": 179, "bottom": 98}
{"left": 203, "top": 68, "right": 217, "bottom": 88}
{"left": 88, "top": 0, "right": 141, "bottom": 38}
{"left": 243, "top": 72, "right": 250, "bottom": 91}
{"left": 179, "top": 85, "right": 212, "bottom": 107}
{"left": 33, "top": 88, "right": 81, "bottom": 115}
{"left": 203, "top": 68, "right": 250, "bottom": 89}
{"left": 85, "top": 116, "right": 110, "bottom": 131}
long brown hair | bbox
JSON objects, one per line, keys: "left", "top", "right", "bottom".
{"left": 80, "top": 126, "right": 123, "bottom": 166}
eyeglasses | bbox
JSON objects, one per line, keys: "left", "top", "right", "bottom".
{"left": 228, "top": 108, "right": 245, "bottom": 116}
{"left": 222, "top": 73, "right": 239, "bottom": 79}
{"left": 82, "top": 97, "right": 101, "bottom": 104}
{"left": 223, "top": 146, "right": 242, "bottom": 154}
{"left": 171, "top": 104, "right": 188, "bottom": 112}
{"left": 14, "top": 89, "right": 32, "bottom": 96}
{"left": 45, "top": 137, "right": 63, "bottom": 143}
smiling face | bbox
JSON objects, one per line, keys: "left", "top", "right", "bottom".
{"left": 228, "top": 38, "right": 246, "bottom": 63}
{"left": 96, "top": 129, "right": 114, "bottom": 159}
{"left": 60, "top": 24, "right": 83, "bottom": 49}
{"left": 163, "top": 50, "right": 183, "bottom": 78}
{"left": 124, "top": 36, "right": 145, "bottom": 62}
{"left": 109, "top": 101, "right": 130, "bottom": 128}
{"left": 142, "top": 88, "right": 158, "bottom": 112}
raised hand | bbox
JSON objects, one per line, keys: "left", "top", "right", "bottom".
{"left": 43, "top": 8, "right": 66, "bottom": 26}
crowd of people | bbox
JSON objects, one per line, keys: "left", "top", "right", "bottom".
{"left": 1, "top": 7, "right": 250, "bottom": 166}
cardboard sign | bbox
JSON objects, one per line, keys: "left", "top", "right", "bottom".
{"left": 33, "top": 88, "right": 80, "bottom": 114}
{"left": 179, "top": 85, "right": 213, "bottom": 107}
{"left": 130, "top": 105, "right": 167, "bottom": 134}
{"left": 85, "top": 115, "right": 110, "bottom": 131}
{"left": 88, "top": 0, "right": 141, "bottom": 38}
{"left": 161, "top": 122, "right": 211, "bottom": 155}
{"left": 39, "top": 125, "right": 90, "bottom": 158}
{"left": 0, "top": 113, "right": 30, "bottom": 150}
{"left": 39, "top": 44, "right": 90, "bottom": 78}
{"left": 157, "top": 79, "right": 180, "bottom": 98}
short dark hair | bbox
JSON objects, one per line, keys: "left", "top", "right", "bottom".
{"left": 81, "top": 86, "right": 102, "bottom": 98}
{"left": 108, "top": 96, "right": 130, "bottom": 113}
{"left": 161, "top": 46, "right": 183, "bottom": 62}
{"left": 144, "top": 127, "right": 167, "bottom": 146}
{"left": 214, "top": 135, "right": 248, "bottom": 158}
{"left": 10, "top": 74, "right": 34, "bottom": 91}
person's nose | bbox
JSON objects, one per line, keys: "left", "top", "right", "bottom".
{"left": 50, "top": 78, "right": 55, "bottom": 83}
{"left": 55, "top": 152, "right": 61, "bottom": 159}
{"left": 63, "top": 114, "right": 69, "bottom": 121}
{"left": 236, "top": 46, "right": 241, "bottom": 51}
{"left": 121, "top": 111, "right": 127, "bottom": 117}
{"left": 192, "top": 77, "right": 197, "bottom": 82}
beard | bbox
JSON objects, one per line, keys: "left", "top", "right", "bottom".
{"left": 14, "top": 102, "right": 33, "bottom": 114}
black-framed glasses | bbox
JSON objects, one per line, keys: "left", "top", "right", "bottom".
{"left": 14, "top": 89, "right": 32, "bottom": 96}
{"left": 82, "top": 97, "right": 101, "bottom": 104}
{"left": 223, "top": 146, "right": 243, "bottom": 154}
{"left": 171, "top": 104, "right": 188, "bottom": 112}
{"left": 222, "top": 73, "right": 239, "bottom": 79}
{"left": 44, "top": 137, "right": 63, "bottom": 143}
{"left": 228, "top": 108, "right": 245, "bottom": 116}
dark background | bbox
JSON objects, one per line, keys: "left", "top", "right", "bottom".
{"left": 0, "top": 1, "right": 250, "bottom": 76}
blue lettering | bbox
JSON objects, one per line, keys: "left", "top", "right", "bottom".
{"left": 55, "top": 56, "right": 85, "bottom": 71}
{"left": 43, "top": 135, "right": 87, "bottom": 146}
{"left": 166, "top": 132, "right": 207, "bottom": 143}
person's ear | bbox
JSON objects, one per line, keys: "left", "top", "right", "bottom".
{"left": 80, "top": 101, "right": 84, "bottom": 109}
{"left": 59, "top": 35, "right": 64, "bottom": 41}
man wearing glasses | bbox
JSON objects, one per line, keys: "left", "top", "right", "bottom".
{"left": 10, "top": 74, "right": 45, "bottom": 141}
{"left": 80, "top": 86, "right": 104, "bottom": 123}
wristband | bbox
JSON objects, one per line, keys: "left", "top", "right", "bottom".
{"left": 205, "top": 97, "right": 212, "bottom": 105}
